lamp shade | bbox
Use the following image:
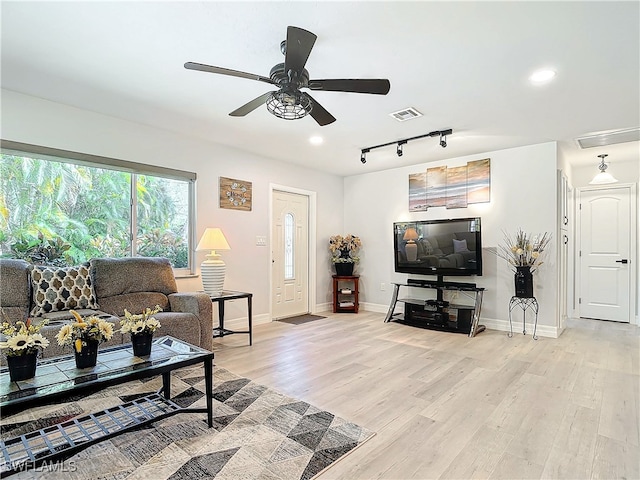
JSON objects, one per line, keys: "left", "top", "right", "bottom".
{"left": 196, "top": 228, "right": 231, "bottom": 252}
{"left": 196, "top": 228, "right": 230, "bottom": 297}
{"left": 403, "top": 228, "right": 419, "bottom": 242}
{"left": 589, "top": 171, "right": 618, "bottom": 185}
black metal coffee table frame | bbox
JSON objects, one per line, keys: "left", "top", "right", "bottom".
{"left": 0, "top": 336, "right": 213, "bottom": 477}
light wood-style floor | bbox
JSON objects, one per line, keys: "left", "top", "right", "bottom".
{"left": 212, "top": 311, "right": 639, "bottom": 480}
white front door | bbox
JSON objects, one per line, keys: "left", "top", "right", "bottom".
{"left": 578, "top": 185, "right": 633, "bottom": 322}
{"left": 272, "top": 190, "right": 309, "bottom": 319}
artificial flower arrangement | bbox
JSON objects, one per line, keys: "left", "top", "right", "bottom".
{"left": 0, "top": 319, "right": 50, "bottom": 357}
{"left": 329, "top": 234, "right": 362, "bottom": 264}
{"left": 55, "top": 310, "right": 114, "bottom": 352}
{"left": 120, "top": 305, "right": 162, "bottom": 336}
{"left": 494, "top": 229, "right": 552, "bottom": 272}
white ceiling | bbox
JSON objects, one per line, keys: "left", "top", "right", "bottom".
{"left": 1, "top": 1, "right": 639, "bottom": 176}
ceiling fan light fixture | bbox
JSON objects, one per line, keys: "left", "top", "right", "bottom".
{"left": 266, "top": 90, "right": 312, "bottom": 120}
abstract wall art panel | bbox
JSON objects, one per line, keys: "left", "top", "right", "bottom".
{"left": 467, "top": 158, "right": 491, "bottom": 204}
{"left": 409, "top": 172, "right": 427, "bottom": 211}
{"left": 446, "top": 165, "right": 468, "bottom": 209}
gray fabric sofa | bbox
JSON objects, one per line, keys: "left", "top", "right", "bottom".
{"left": 415, "top": 231, "right": 478, "bottom": 268}
{"left": 0, "top": 257, "right": 213, "bottom": 360}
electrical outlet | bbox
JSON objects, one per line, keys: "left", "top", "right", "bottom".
{"left": 380, "top": 283, "right": 386, "bottom": 291}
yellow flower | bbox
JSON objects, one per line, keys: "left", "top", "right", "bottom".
{"left": 56, "top": 324, "right": 73, "bottom": 346}
{"left": 31, "top": 333, "right": 49, "bottom": 349}
{"left": 99, "top": 322, "right": 114, "bottom": 339}
{"left": 75, "top": 338, "right": 83, "bottom": 353}
{"left": 7, "top": 334, "right": 31, "bottom": 351}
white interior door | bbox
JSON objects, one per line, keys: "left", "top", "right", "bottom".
{"left": 578, "top": 186, "right": 632, "bottom": 322}
{"left": 272, "top": 190, "right": 309, "bottom": 319}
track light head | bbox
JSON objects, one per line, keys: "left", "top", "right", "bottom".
{"left": 360, "top": 150, "right": 367, "bottom": 164}
{"left": 439, "top": 134, "right": 447, "bottom": 148}
{"left": 396, "top": 143, "right": 403, "bottom": 157}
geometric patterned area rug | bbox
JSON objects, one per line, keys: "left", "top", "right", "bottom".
{"left": 276, "top": 314, "right": 327, "bottom": 325}
{"left": 0, "top": 365, "right": 374, "bottom": 480}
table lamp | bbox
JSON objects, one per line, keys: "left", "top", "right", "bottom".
{"left": 196, "top": 227, "right": 231, "bottom": 297}
{"left": 403, "top": 227, "right": 419, "bottom": 262}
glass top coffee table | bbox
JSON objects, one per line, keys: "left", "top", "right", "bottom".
{"left": 0, "top": 336, "right": 214, "bottom": 477}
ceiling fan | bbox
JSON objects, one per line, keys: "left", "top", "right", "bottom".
{"left": 184, "top": 26, "right": 391, "bottom": 126}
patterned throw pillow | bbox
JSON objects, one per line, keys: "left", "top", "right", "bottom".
{"left": 30, "top": 264, "right": 98, "bottom": 316}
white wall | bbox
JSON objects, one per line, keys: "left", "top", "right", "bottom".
{"left": 345, "top": 142, "right": 560, "bottom": 336}
{"left": 1, "top": 89, "right": 345, "bottom": 321}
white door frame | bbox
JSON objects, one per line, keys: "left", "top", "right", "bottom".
{"left": 269, "top": 184, "right": 317, "bottom": 319}
{"left": 576, "top": 183, "right": 637, "bottom": 324}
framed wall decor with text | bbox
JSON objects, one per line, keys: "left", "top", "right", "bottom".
{"left": 219, "top": 176, "right": 252, "bottom": 211}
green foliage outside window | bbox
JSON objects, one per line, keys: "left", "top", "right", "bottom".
{"left": 0, "top": 154, "right": 189, "bottom": 268}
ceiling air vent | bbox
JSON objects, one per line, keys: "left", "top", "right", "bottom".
{"left": 390, "top": 107, "right": 423, "bottom": 122}
{"left": 576, "top": 127, "right": 640, "bottom": 149}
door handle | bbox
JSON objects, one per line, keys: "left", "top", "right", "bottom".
{"left": 563, "top": 235, "right": 568, "bottom": 245}
{"left": 615, "top": 259, "right": 629, "bottom": 264}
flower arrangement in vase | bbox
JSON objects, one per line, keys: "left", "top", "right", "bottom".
{"left": 120, "top": 305, "right": 162, "bottom": 357}
{"left": 55, "top": 310, "right": 114, "bottom": 368}
{"left": 0, "top": 319, "right": 49, "bottom": 381}
{"left": 494, "top": 229, "right": 552, "bottom": 297}
{"left": 329, "top": 234, "right": 362, "bottom": 276}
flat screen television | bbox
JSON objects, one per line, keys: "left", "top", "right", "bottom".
{"left": 394, "top": 217, "right": 482, "bottom": 279}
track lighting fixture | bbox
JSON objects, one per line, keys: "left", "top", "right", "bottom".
{"left": 359, "top": 129, "right": 452, "bottom": 164}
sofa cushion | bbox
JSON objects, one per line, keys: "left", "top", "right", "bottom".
{"left": 91, "top": 257, "right": 178, "bottom": 299}
{"left": 432, "top": 233, "right": 456, "bottom": 255}
{"left": 97, "top": 292, "right": 170, "bottom": 317}
{"left": 0, "top": 259, "right": 31, "bottom": 310}
{"left": 30, "top": 264, "right": 98, "bottom": 316}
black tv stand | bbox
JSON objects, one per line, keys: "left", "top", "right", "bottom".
{"left": 384, "top": 278, "right": 485, "bottom": 337}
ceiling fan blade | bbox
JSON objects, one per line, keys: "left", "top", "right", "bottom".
{"left": 303, "top": 93, "right": 336, "bottom": 126}
{"left": 184, "top": 62, "right": 274, "bottom": 85}
{"left": 308, "top": 79, "right": 391, "bottom": 95}
{"left": 229, "top": 92, "right": 274, "bottom": 117}
{"left": 284, "top": 26, "right": 317, "bottom": 75}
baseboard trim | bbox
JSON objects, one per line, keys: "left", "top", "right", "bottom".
{"left": 218, "top": 313, "right": 271, "bottom": 331}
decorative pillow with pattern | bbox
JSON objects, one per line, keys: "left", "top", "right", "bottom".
{"left": 30, "top": 264, "right": 98, "bottom": 316}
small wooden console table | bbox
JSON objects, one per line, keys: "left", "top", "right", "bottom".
{"left": 332, "top": 275, "right": 359, "bottom": 313}
{"left": 385, "top": 278, "right": 485, "bottom": 337}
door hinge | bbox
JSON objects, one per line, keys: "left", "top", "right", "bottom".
{"left": 579, "top": 203, "right": 582, "bottom": 210}
{"left": 579, "top": 298, "right": 581, "bottom": 304}
{"left": 579, "top": 250, "right": 581, "bottom": 257}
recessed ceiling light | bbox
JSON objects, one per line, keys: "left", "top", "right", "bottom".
{"left": 529, "top": 69, "right": 556, "bottom": 84}
{"left": 309, "top": 136, "right": 323, "bottom": 145}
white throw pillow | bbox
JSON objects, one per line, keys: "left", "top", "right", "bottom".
{"left": 453, "top": 238, "right": 470, "bottom": 253}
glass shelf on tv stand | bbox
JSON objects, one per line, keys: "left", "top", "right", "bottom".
{"left": 384, "top": 280, "right": 485, "bottom": 337}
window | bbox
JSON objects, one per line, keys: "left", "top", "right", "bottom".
{"left": 284, "top": 213, "right": 294, "bottom": 280}
{"left": 0, "top": 141, "right": 196, "bottom": 274}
